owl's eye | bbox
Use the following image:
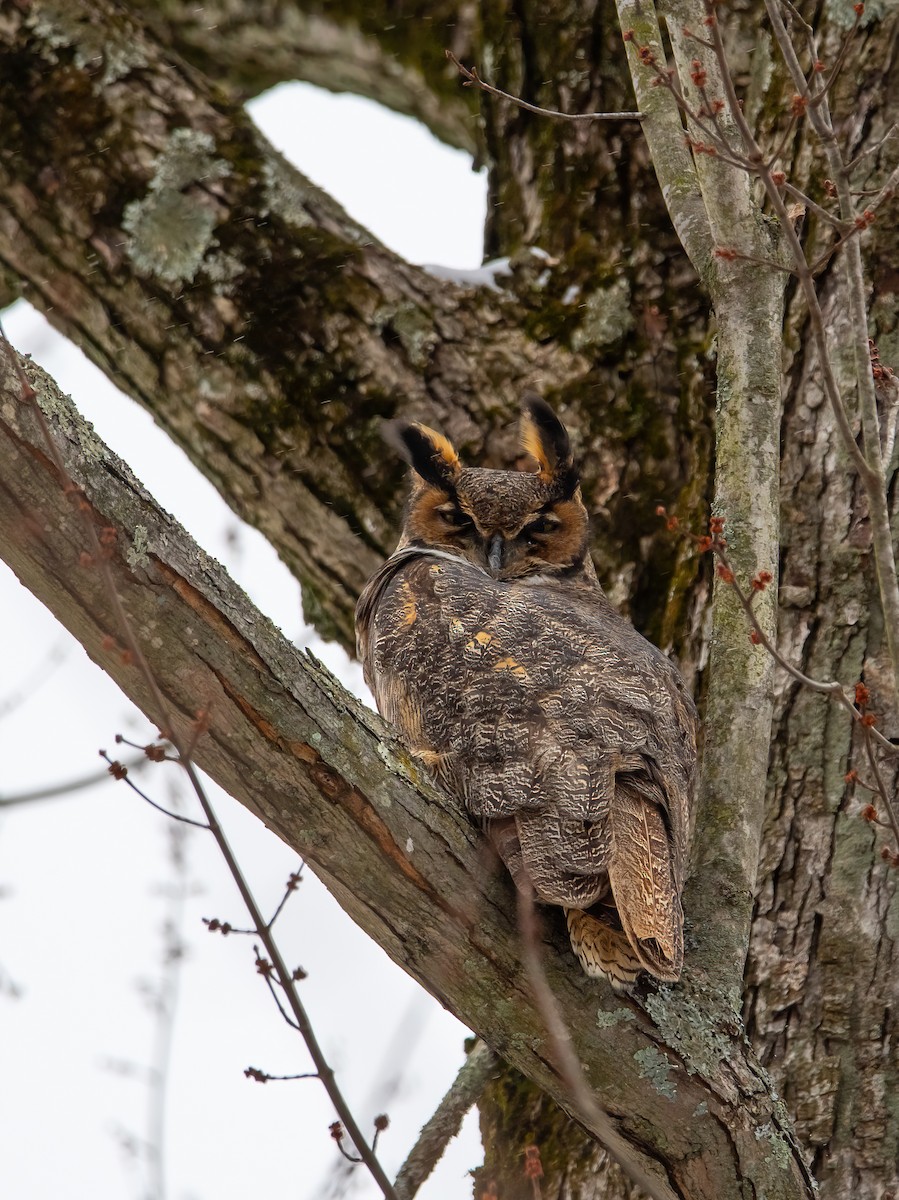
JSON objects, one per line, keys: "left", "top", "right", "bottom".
{"left": 435, "top": 503, "right": 473, "bottom": 532}
{"left": 521, "top": 512, "right": 561, "bottom": 544}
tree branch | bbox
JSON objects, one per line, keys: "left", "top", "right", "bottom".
{"left": 124, "top": 0, "right": 479, "bottom": 151}
{"left": 618, "top": 0, "right": 785, "bottom": 989}
{"left": 394, "top": 1040, "right": 497, "bottom": 1200}
{"left": 0, "top": 0, "right": 593, "bottom": 651}
{"left": 614, "top": 0, "right": 715, "bottom": 273}
{"left": 0, "top": 340, "right": 814, "bottom": 1199}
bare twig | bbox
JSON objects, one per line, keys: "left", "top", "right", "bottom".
{"left": 710, "top": 537, "right": 898, "bottom": 757}
{"left": 116, "top": 734, "right": 178, "bottom": 763}
{"left": 147, "top": 821, "right": 190, "bottom": 1200}
{"left": 681, "top": 3, "right": 899, "bottom": 709}
{"left": 859, "top": 730, "right": 899, "bottom": 853}
{"left": 0, "top": 754, "right": 145, "bottom": 806}
{"left": 245, "top": 1066, "right": 318, "bottom": 1083}
{"left": 100, "top": 751, "right": 211, "bottom": 829}
{"left": 862, "top": 160, "right": 899, "bottom": 219}
{"left": 779, "top": 178, "right": 846, "bottom": 229}
{"left": 765, "top": 110, "right": 801, "bottom": 173}
{"left": 446, "top": 50, "right": 643, "bottom": 121}
{"left": 372, "top": 1115, "right": 389, "bottom": 1156}
{"left": 203, "top": 917, "right": 255, "bottom": 935}
{"left": 514, "top": 881, "right": 669, "bottom": 1200}
{"left": 258, "top": 962, "right": 302, "bottom": 1032}
{"left": 713, "top": 246, "right": 795, "bottom": 274}
{"left": 668, "top": 501, "right": 899, "bottom": 865}
{"left": 394, "top": 1040, "right": 498, "bottom": 1200}
{"left": 847, "top": 123, "right": 898, "bottom": 173}
{"left": 331, "top": 1122, "right": 364, "bottom": 1164}
{"left": 516, "top": 881, "right": 602, "bottom": 1117}
{"left": 267, "top": 866, "right": 304, "bottom": 929}
{"left": 806, "top": 5, "right": 862, "bottom": 106}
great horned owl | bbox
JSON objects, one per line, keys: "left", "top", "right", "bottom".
{"left": 355, "top": 399, "right": 698, "bottom": 984}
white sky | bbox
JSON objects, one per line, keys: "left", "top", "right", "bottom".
{"left": 0, "top": 82, "right": 488, "bottom": 1200}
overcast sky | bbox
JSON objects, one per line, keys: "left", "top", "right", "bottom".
{"left": 1, "top": 81, "right": 488, "bottom": 1200}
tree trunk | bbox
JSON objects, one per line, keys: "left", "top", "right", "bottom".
{"left": 1, "top": 1, "right": 897, "bottom": 1197}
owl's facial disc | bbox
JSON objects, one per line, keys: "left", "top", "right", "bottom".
{"left": 474, "top": 496, "right": 589, "bottom": 580}
{"left": 402, "top": 474, "right": 588, "bottom": 580}
{"left": 390, "top": 401, "right": 590, "bottom": 580}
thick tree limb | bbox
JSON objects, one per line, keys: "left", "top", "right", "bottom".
{"left": 124, "top": 0, "right": 479, "bottom": 151}
{"left": 616, "top": 0, "right": 784, "bottom": 992}
{"left": 614, "top": 0, "right": 714, "bottom": 273}
{"left": 0, "top": 0, "right": 712, "bottom": 662}
{"left": 0, "top": 0, "right": 595, "bottom": 651}
{"left": 0, "top": 342, "right": 815, "bottom": 1200}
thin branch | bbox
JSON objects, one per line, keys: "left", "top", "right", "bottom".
{"left": 765, "top": 110, "right": 801, "bottom": 173}
{"left": 847, "top": 123, "right": 898, "bottom": 172}
{"left": 614, "top": 0, "right": 715, "bottom": 271}
{"left": 805, "top": 5, "right": 862, "bottom": 106}
{"left": 780, "top": 179, "right": 846, "bottom": 229}
{"left": 760, "top": 0, "right": 899, "bottom": 708}
{"left": 116, "top": 734, "right": 178, "bottom": 763}
{"left": 714, "top": 246, "right": 795, "bottom": 274}
{"left": 259, "top": 964, "right": 302, "bottom": 1031}
{"left": 514, "top": 881, "right": 669, "bottom": 1200}
{"left": 267, "top": 866, "right": 305, "bottom": 930}
{"left": 708, "top": 538, "right": 899, "bottom": 758}
{"left": 446, "top": 50, "right": 643, "bottom": 121}
{"left": 203, "top": 917, "right": 256, "bottom": 935}
{"left": 809, "top": 165, "right": 899, "bottom": 273}
{"left": 245, "top": 1066, "right": 318, "bottom": 1083}
{"left": 330, "top": 1120, "right": 363, "bottom": 1163}
{"left": 663, "top": 504, "right": 899, "bottom": 864}
{"left": 651, "top": 68, "right": 751, "bottom": 169}
{"left": 0, "top": 754, "right": 146, "bottom": 806}
{"left": 99, "top": 751, "right": 211, "bottom": 828}
{"left": 372, "top": 1117, "right": 389, "bottom": 1157}
{"left": 861, "top": 729, "right": 899, "bottom": 851}
{"left": 393, "top": 1040, "right": 498, "bottom": 1200}
{"left": 684, "top": 5, "right": 899, "bottom": 709}
{"left": 863, "top": 160, "right": 899, "bottom": 217}
{"left": 147, "top": 822, "right": 190, "bottom": 1200}
{"left": 515, "top": 881, "right": 600, "bottom": 1115}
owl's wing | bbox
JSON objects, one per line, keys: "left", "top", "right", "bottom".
{"left": 357, "top": 550, "right": 698, "bottom": 981}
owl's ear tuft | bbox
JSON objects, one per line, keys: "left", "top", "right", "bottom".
{"left": 384, "top": 421, "right": 461, "bottom": 490}
{"left": 520, "top": 395, "right": 578, "bottom": 496}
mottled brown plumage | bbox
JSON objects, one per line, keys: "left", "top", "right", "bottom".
{"left": 356, "top": 399, "right": 698, "bottom": 984}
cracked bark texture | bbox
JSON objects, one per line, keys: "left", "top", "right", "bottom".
{"left": 0, "top": 1, "right": 897, "bottom": 1197}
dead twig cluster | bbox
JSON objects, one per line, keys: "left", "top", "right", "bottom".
{"left": 627, "top": 1, "right": 899, "bottom": 714}
{"left": 660, "top": 507, "right": 899, "bottom": 866}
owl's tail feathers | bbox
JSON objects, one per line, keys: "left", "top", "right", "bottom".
{"left": 607, "top": 788, "right": 683, "bottom": 982}
{"left": 565, "top": 908, "right": 644, "bottom": 989}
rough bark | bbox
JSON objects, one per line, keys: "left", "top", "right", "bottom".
{"left": 126, "top": 0, "right": 480, "bottom": 151}
{"left": 0, "top": 347, "right": 815, "bottom": 1200}
{"left": 741, "top": 12, "right": 899, "bottom": 1199}
{"left": 0, "top": 0, "right": 713, "bottom": 660}
{"left": 1, "top": 1, "right": 898, "bottom": 1198}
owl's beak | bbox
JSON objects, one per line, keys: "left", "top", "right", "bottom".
{"left": 486, "top": 533, "right": 506, "bottom": 576}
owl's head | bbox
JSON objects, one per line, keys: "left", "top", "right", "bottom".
{"left": 389, "top": 397, "right": 594, "bottom": 583}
